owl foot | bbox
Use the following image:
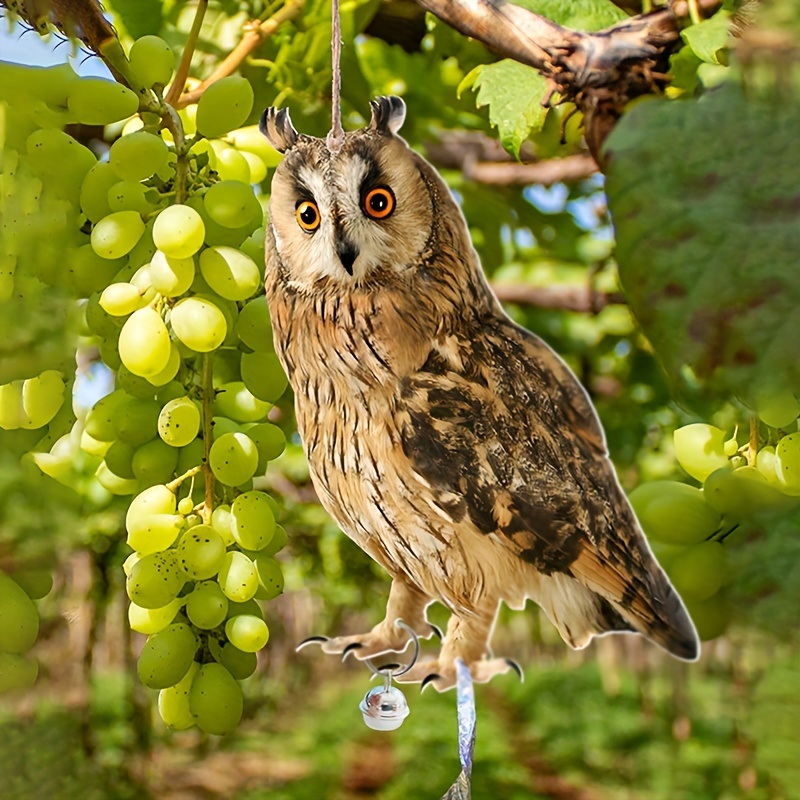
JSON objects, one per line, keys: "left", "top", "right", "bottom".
{"left": 395, "top": 656, "right": 523, "bottom": 692}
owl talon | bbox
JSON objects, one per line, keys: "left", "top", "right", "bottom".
{"left": 429, "top": 623, "right": 443, "bottom": 640}
{"left": 342, "top": 642, "right": 364, "bottom": 659}
{"left": 505, "top": 658, "right": 524, "bottom": 681}
{"left": 296, "top": 635, "right": 329, "bottom": 651}
{"left": 420, "top": 673, "right": 443, "bottom": 692}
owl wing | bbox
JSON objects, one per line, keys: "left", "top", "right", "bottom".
{"left": 397, "top": 315, "right": 697, "bottom": 659}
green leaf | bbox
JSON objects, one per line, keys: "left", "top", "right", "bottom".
{"left": 105, "top": 0, "right": 164, "bottom": 39}
{"left": 473, "top": 61, "right": 548, "bottom": 157}
{"left": 681, "top": 11, "right": 731, "bottom": 64}
{"left": 513, "top": 0, "right": 626, "bottom": 30}
{"left": 605, "top": 85, "right": 800, "bottom": 405}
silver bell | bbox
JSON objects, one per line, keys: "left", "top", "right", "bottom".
{"left": 359, "top": 683, "right": 410, "bottom": 731}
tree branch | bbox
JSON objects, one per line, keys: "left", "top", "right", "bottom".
{"left": 464, "top": 154, "right": 597, "bottom": 186}
{"left": 491, "top": 284, "right": 625, "bottom": 312}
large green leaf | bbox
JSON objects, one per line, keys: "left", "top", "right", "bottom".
{"left": 681, "top": 11, "right": 731, "bottom": 64}
{"left": 105, "top": 0, "right": 164, "bottom": 39}
{"left": 605, "top": 85, "right": 800, "bottom": 405}
{"left": 514, "top": 0, "right": 626, "bottom": 30}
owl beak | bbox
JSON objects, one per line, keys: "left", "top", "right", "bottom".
{"left": 337, "top": 238, "right": 359, "bottom": 276}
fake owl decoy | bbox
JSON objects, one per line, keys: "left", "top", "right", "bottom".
{"left": 259, "top": 96, "right": 699, "bottom": 690}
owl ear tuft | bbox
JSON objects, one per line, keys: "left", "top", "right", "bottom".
{"left": 369, "top": 96, "right": 406, "bottom": 136}
{"left": 259, "top": 107, "right": 299, "bottom": 153}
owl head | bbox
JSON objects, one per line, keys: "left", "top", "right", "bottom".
{"left": 259, "top": 97, "right": 475, "bottom": 291}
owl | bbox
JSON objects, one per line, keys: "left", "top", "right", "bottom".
{"left": 259, "top": 96, "right": 699, "bottom": 690}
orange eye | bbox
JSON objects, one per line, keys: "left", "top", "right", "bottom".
{"left": 364, "top": 187, "right": 395, "bottom": 220}
{"left": 295, "top": 200, "right": 320, "bottom": 232}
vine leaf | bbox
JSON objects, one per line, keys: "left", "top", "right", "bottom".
{"left": 681, "top": 11, "right": 731, "bottom": 64}
{"left": 107, "top": 0, "right": 164, "bottom": 39}
{"left": 513, "top": 0, "right": 626, "bottom": 29}
{"left": 605, "top": 83, "right": 800, "bottom": 405}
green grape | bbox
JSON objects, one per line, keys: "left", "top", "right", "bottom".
{"left": 153, "top": 205, "right": 205, "bottom": 258}
{"left": 254, "top": 556, "right": 284, "bottom": 600}
{"left": 217, "top": 551, "right": 258, "bottom": 602}
{"left": 225, "top": 614, "right": 269, "bottom": 653}
{"left": 723, "top": 435, "right": 739, "bottom": 458}
{"left": 137, "top": 622, "right": 197, "bottom": 690}
{"left": 227, "top": 125, "right": 283, "bottom": 167}
{"left": 132, "top": 438, "right": 179, "bottom": 485}
{"left": 261, "top": 524, "right": 287, "bottom": 558}
{"left": 703, "top": 466, "right": 794, "bottom": 518}
{"left": 211, "top": 143, "right": 252, "bottom": 183}
{"left": 629, "top": 481, "right": 721, "bottom": 545}
{"left": 239, "top": 151, "right": 267, "bottom": 183}
{"left": 85, "top": 390, "right": 127, "bottom": 441}
{"left": 775, "top": 433, "right": 800, "bottom": 495}
{"left": 128, "top": 218, "right": 157, "bottom": 268}
{"left": 756, "top": 389, "right": 800, "bottom": 429}
{"left": 158, "top": 661, "right": 198, "bottom": 730}
{"left": 211, "top": 504, "right": 236, "bottom": 547}
{"left": 123, "top": 552, "right": 141, "bottom": 577}
{"left": 756, "top": 446, "right": 782, "bottom": 486}
{"left": 216, "top": 381, "right": 269, "bottom": 423}
{"left": 241, "top": 352, "right": 288, "bottom": 403}
{"left": 99, "top": 282, "right": 145, "bottom": 316}
{"left": 199, "top": 246, "right": 261, "bottom": 301}
{"left": 21, "top": 370, "right": 65, "bottom": 428}
{"left": 236, "top": 297, "right": 273, "bottom": 351}
{"left": 67, "top": 78, "right": 138, "bottom": 125}
{"left": 212, "top": 416, "right": 242, "bottom": 438}
{"left": 80, "top": 162, "right": 118, "bottom": 222}
{"left": 177, "top": 438, "right": 205, "bottom": 477}
{"left": 146, "top": 342, "right": 181, "bottom": 387}
{"left": 0, "top": 381, "right": 24, "bottom": 430}
{"left": 109, "top": 131, "right": 169, "bottom": 183}
{"left": 96, "top": 461, "right": 140, "bottom": 495}
{"left": 98, "top": 335, "right": 122, "bottom": 371}
{"left": 113, "top": 396, "right": 160, "bottom": 446}
{"left": 219, "top": 643, "right": 257, "bottom": 680}
{"left": 149, "top": 250, "right": 195, "bottom": 297}
{"left": 203, "top": 181, "right": 262, "bottom": 229}
{"left": 231, "top": 491, "right": 275, "bottom": 551}
{"left": 0, "top": 652, "right": 38, "bottom": 693}
{"left": 127, "top": 514, "right": 184, "bottom": 556}
{"left": 128, "top": 597, "right": 182, "bottom": 635}
{"left": 118, "top": 307, "right": 172, "bottom": 378}
{"left": 0, "top": 572, "right": 39, "bottom": 654}
{"left": 25, "top": 128, "right": 95, "bottom": 202}
{"left": 82, "top": 429, "right": 112, "bottom": 457}
{"left": 178, "top": 497, "right": 194, "bottom": 516}
{"left": 67, "top": 245, "right": 125, "bottom": 296}
{"left": 104, "top": 440, "right": 136, "bottom": 479}
{"left": 85, "top": 291, "right": 125, "bottom": 338}
{"left": 127, "top": 550, "right": 185, "bottom": 608}
{"left": 189, "top": 662, "right": 243, "bottom": 735}
{"left": 107, "top": 180, "right": 156, "bottom": 214}
{"left": 668, "top": 541, "right": 727, "bottom": 602}
{"left": 170, "top": 296, "right": 227, "bottom": 352}
{"left": 239, "top": 227, "right": 266, "bottom": 263}
{"left": 91, "top": 210, "right": 145, "bottom": 259}
{"left": 673, "top": 423, "right": 729, "bottom": 483}
{"left": 10, "top": 570, "right": 53, "bottom": 601}
{"left": 209, "top": 431, "right": 259, "bottom": 486}
{"left": 247, "top": 423, "right": 286, "bottom": 472}
{"left": 684, "top": 593, "right": 729, "bottom": 641}
{"left": 129, "top": 35, "right": 174, "bottom": 88}
{"left": 196, "top": 76, "right": 254, "bottom": 139}
{"left": 158, "top": 397, "right": 201, "bottom": 448}
{"left": 185, "top": 581, "right": 228, "bottom": 629}
{"left": 177, "top": 525, "right": 226, "bottom": 580}
{"left": 127, "top": 483, "right": 178, "bottom": 525}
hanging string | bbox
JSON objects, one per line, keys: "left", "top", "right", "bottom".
{"left": 326, "top": 0, "right": 345, "bottom": 153}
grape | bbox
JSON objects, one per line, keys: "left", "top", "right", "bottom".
{"left": 107, "top": 180, "right": 156, "bottom": 214}
{"left": 775, "top": 433, "right": 800, "bottom": 495}
{"left": 25, "top": 129, "right": 95, "bottom": 202}
{"left": 239, "top": 228, "right": 266, "bottom": 263}
{"left": 109, "top": 131, "right": 169, "bottom": 183}
{"left": 128, "top": 597, "right": 182, "bottom": 635}
{"left": 219, "top": 643, "right": 257, "bottom": 680}
{"left": 105, "top": 440, "right": 136, "bottom": 479}
{"left": 629, "top": 481, "right": 721, "bottom": 545}
{"left": 254, "top": 556, "right": 284, "bottom": 600}
{"left": 86, "top": 390, "right": 127, "bottom": 441}
{"left": 756, "top": 389, "right": 800, "bottom": 429}
{"left": 129, "top": 35, "right": 174, "bottom": 88}
{"left": 67, "top": 78, "right": 138, "bottom": 125}
{"left": 158, "top": 661, "right": 198, "bottom": 730}
{"left": 91, "top": 210, "right": 145, "bottom": 259}
{"left": 158, "top": 397, "right": 201, "bottom": 448}
{"left": 127, "top": 513, "right": 184, "bottom": 555}
{"left": 82, "top": 429, "right": 112, "bottom": 457}
{"left": 178, "top": 497, "right": 194, "bottom": 516}
{"left": 137, "top": 622, "right": 197, "bottom": 690}
{"left": 236, "top": 297, "right": 273, "bottom": 351}
{"left": 126, "top": 550, "right": 185, "bottom": 608}
{"left": 67, "top": 244, "right": 125, "bottom": 295}
{"left": 189, "top": 662, "right": 243, "bottom": 735}
{"left": 211, "top": 504, "right": 236, "bottom": 547}
{"left": 199, "top": 246, "right": 261, "bottom": 301}
{"left": 113, "top": 396, "right": 160, "bottom": 446}
{"left": 0, "top": 572, "right": 39, "bottom": 654}
{"left": 241, "top": 352, "right": 288, "bottom": 403}
{"left": 673, "top": 423, "right": 729, "bottom": 483}
{"left": 684, "top": 593, "right": 729, "bottom": 641}
{"left": 240, "top": 151, "right": 267, "bottom": 183}
{"left": 186, "top": 581, "right": 228, "bottom": 629}
{"left": 10, "top": 570, "right": 53, "bottom": 600}
{"left": 153, "top": 205, "right": 205, "bottom": 258}
{"left": 132, "top": 438, "right": 179, "bottom": 485}
{"left": 703, "top": 466, "right": 793, "bottom": 518}
{"left": 261, "top": 524, "right": 287, "bottom": 558}
{"left": 177, "top": 525, "right": 226, "bottom": 580}
{"left": 100, "top": 282, "right": 145, "bottom": 316}
{"left": 203, "top": 181, "right": 262, "bottom": 229}
{"left": 0, "top": 381, "right": 24, "bottom": 430}
{"left": 231, "top": 491, "right": 275, "bottom": 551}
{"left": 196, "top": 76, "right": 254, "bottom": 139}
{"left": 668, "top": 541, "right": 727, "bottom": 602}
{"left": 170, "top": 296, "right": 227, "bottom": 352}
{"left": 217, "top": 551, "right": 259, "bottom": 602}
{"left": 147, "top": 342, "right": 181, "bottom": 387}
{"left": 212, "top": 416, "right": 242, "bottom": 438}
{"left": 123, "top": 552, "right": 141, "bottom": 577}
{"left": 149, "top": 250, "right": 195, "bottom": 297}
{"left": 21, "top": 370, "right": 65, "bottom": 428}
{"left": 80, "top": 162, "right": 118, "bottom": 222}
{"left": 228, "top": 125, "right": 284, "bottom": 167}
{"left": 247, "top": 423, "right": 286, "bottom": 472}
{"left": 225, "top": 614, "right": 269, "bottom": 653}
{"left": 127, "top": 484, "right": 178, "bottom": 526}
{"left": 96, "top": 461, "right": 140, "bottom": 495}
{"left": 118, "top": 307, "right": 172, "bottom": 378}
{"left": 128, "top": 219, "right": 157, "bottom": 268}
{"left": 756, "top": 446, "right": 782, "bottom": 486}
{"left": 0, "top": 652, "right": 38, "bottom": 694}
{"left": 216, "top": 381, "right": 269, "bottom": 423}
{"left": 209, "top": 431, "right": 259, "bottom": 486}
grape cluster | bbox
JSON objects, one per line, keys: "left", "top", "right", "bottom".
{"left": 630, "top": 391, "right": 800, "bottom": 642}
{"left": 1, "top": 39, "right": 288, "bottom": 732}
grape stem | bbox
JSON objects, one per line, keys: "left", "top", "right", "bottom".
{"left": 166, "top": 465, "right": 203, "bottom": 493}
{"left": 161, "top": 105, "right": 191, "bottom": 203}
{"left": 748, "top": 416, "right": 759, "bottom": 467}
{"left": 164, "top": 0, "right": 209, "bottom": 107}
{"left": 201, "top": 353, "right": 215, "bottom": 525}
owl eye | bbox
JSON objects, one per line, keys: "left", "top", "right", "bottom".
{"left": 295, "top": 200, "right": 320, "bottom": 232}
{"left": 363, "top": 187, "right": 395, "bottom": 220}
